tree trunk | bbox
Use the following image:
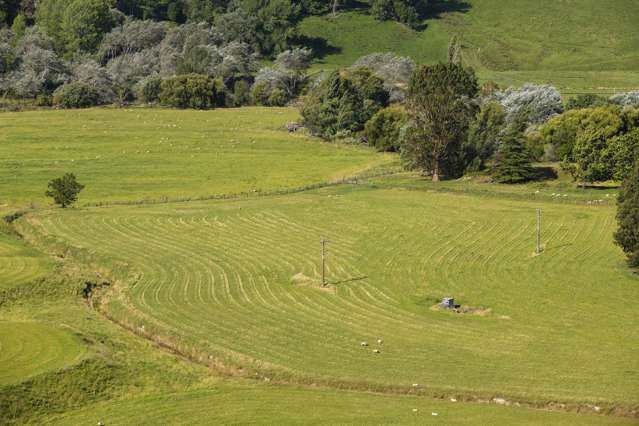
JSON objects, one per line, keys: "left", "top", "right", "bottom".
{"left": 332, "top": 0, "right": 339, "bottom": 17}
{"left": 432, "top": 160, "right": 440, "bottom": 182}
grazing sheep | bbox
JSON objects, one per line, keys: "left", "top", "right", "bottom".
{"left": 361, "top": 341, "right": 369, "bottom": 347}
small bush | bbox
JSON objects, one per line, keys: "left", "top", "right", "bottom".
{"left": 364, "top": 105, "right": 407, "bottom": 152}
{"left": 53, "top": 82, "right": 101, "bottom": 109}
{"left": 232, "top": 80, "right": 251, "bottom": 107}
{"left": 267, "top": 88, "right": 288, "bottom": 107}
{"left": 251, "top": 81, "right": 273, "bottom": 106}
{"left": 160, "top": 74, "right": 217, "bottom": 110}
{"left": 140, "top": 77, "right": 162, "bottom": 104}
{"left": 35, "top": 94, "right": 53, "bottom": 107}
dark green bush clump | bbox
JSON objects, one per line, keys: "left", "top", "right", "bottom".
{"left": 159, "top": 74, "right": 220, "bottom": 110}
{"left": 53, "top": 82, "right": 101, "bottom": 109}
{"left": 364, "top": 105, "right": 407, "bottom": 152}
{"left": 140, "top": 77, "right": 163, "bottom": 104}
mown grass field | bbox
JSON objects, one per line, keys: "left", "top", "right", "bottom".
{"left": 1, "top": 107, "right": 637, "bottom": 424}
{"left": 0, "top": 107, "right": 393, "bottom": 211}
{"left": 0, "top": 230, "right": 52, "bottom": 292}
{"left": 300, "top": 0, "right": 639, "bottom": 94}
{"left": 19, "top": 178, "right": 639, "bottom": 408}
{"left": 0, "top": 321, "right": 85, "bottom": 386}
{"left": 46, "top": 385, "right": 637, "bottom": 426}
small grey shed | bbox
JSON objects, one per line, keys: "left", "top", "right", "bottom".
{"left": 441, "top": 297, "right": 455, "bottom": 309}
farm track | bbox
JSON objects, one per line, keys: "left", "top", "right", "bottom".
{"left": 21, "top": 185, "right": 639, "bottom": 416}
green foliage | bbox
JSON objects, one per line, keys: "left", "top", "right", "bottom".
{"left": 35, "top": 0, "right": 66, "bottom": 51}
{"left": 250, "top": 80, "right": 271, "bottom": 106}
{"left": 463, "top": 101, "right": 505, "bottom": 172}
{"left": 301, "top": 68, "right": 389, "bottom": 139}
{"left": 160, "top": 74, "right": 218, "bottom": 109}
{"left": 364, "top": 105, "right": 407, "bottom": 152}
{"left": 61, "top": 0, "right": 115, "bottom": 54}
{"left": 139, "top": 76, "right": 162, "bottom": 103}
{"left": 404, "top": 62, "right": 479, "bottom": 180}
{"left": 370, "top": 0, "right": 423, "bottom": 28}
{"left": 565, "top": 93, "right": 609, "bottom": 110}
{"left": 37, "top": 0, "right": 114, "bottom": 54}
{"left": 492, "top": 117, "right": 535, "bottom": 183}
{"left": 540, "top": 106, "right": 639, "bottom": 181}
{"left": 267, "top": 87, "right": 288, "bottom": 106}
{"left": 10, "top": 13, "right": 26, "bottom": 37}
{"left": 615, "top": 158, "right": 639, "bottom": 267}
{"left": 231, "top": 79, "right": 251, "bottom": 107}
{"left": 53, "top": 82, "right": 101, "bottom": 108}
{"left": 237, "top": 0, "right": 300, "bottom": 55}
{"left": 45, "top": 173, "right": 85, "bottom": 208}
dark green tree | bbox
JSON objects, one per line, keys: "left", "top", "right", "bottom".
{"left": 615, "top": 158, "right": 639, "bottom": 268}
{"left": 62, "top": 0, "right": 115, "bottom": 54}
{"left": 300, "top": 67, "right": 388, "bottom": 139}
{"left": 45, "top": 173, "right": 85, "bottom": 208}
{"left": 463, "top": 101, "right": 505, "bottom": 172}
{"left": 404, "top": 62, "right": 478, "bottom": 181}
{"left": 370, "top": 0, "right": 424, "bottom": 28}
{"left": 492, "top": 116, "right": 535, "bottom": 184}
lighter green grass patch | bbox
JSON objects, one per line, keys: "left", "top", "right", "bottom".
{"left": 0, "top": 107, "right": 394, "bottom": 209}
{"left": 45, "top": 385, "right": 636, "bottom": 426}
{"left": 0, "top": 322, "right": 85, "bottom": 385}
{"left": 0, "top": 231, "right": 52, "bottom": 292}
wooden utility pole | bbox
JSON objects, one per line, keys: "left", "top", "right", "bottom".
{"left": 321, "top": 237, "right": 327, "bottom": 287}
{"left": 536, "top": 208, "right": 542, "bottom": 255}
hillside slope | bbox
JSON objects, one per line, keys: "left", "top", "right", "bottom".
{"left": 300, "top": 0, "right": 639, "bottom": 94}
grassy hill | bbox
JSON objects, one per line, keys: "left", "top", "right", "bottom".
{"left": 1, "top": 108, "right": 637, "bottom": 424}
{"left": 300, "top": 0, "right": 639, "bottom": 94}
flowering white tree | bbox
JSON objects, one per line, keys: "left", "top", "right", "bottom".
{"left": 610, "top": 91, "right": 639, "bottom": 107}
{"left": 493, "top": 83, "right": 563, "bottom": 124}
{"left": 353, "top": 52, "right": 415, "bottom": 102}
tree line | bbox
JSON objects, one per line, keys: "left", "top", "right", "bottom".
{"left": 0, "top": 0, "right": 434, "bottom": 108}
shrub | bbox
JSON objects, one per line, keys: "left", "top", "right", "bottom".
{"left": 267, "top": 88, "right": 288, "bottom": 107}
{"left": 53, "top": 82, "right": 101, "bottom": 109}
{"left": 232, "top": 79, "right": 251, "bottom": 107}
{"left": 251, "top": 80, "right": 271, "bottom": 106}
{"left": 159, "top": 74, "right": 217, "bottom": 109}
{"left": 139, "top": 77, "right": 162, "bottom": 103}
{"left": 610, "top": 91, "right": 639, "bottom": 107}
{"left": 565, "top": 93, "right": 609, "bottom": 110}
{"left": 364, "top": 105, "right": 407, "bottom": 152}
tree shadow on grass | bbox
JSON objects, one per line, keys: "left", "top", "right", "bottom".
{"left": 415, "top": 0, "right": 472, "bottom": 31}
{"left": 296, "top": 34, "right": 342, "bottom": 61}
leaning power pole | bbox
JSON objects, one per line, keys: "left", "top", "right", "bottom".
{"left": 536, "top": 208, "right": 542, "bottom": 255}
{"left": 321, "top": 237, "right": 327, "bottom": 287}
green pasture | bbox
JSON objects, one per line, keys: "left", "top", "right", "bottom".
{"left": 0, "top": 107, "right": 393, "bottom": 210}
{"left": 0, "top": 230, "right": 52, "bottom": 292}
{"left": 19, "top": 178, "right": 639, "bottom": 408}
{"left": 0, "top": 321, "right": 85, "bottom": 386}
{"left": 46, "top": 385, "right": 635, "bottom": 426}
{"left": 300, "top": 1, "right": 639, "bottom": 93}
{"left": 1, "top": 107, "right": 637, "bottom": 423}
